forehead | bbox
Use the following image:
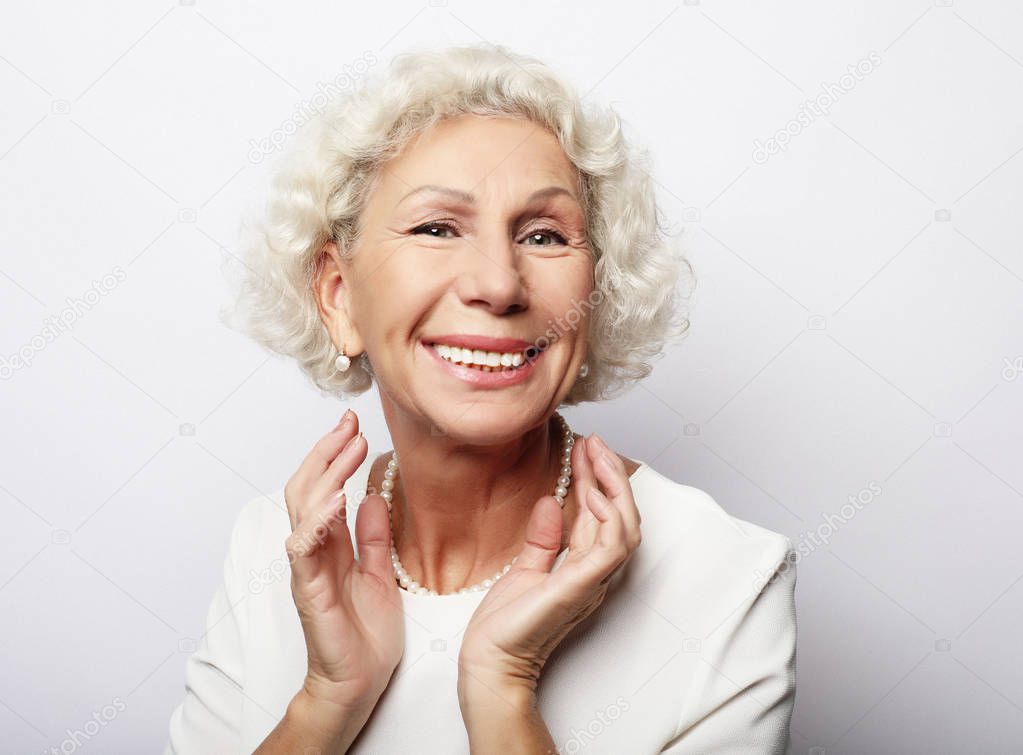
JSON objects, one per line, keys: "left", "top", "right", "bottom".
{"left": 381, "top": 114, "right": 579, "bottom": 195}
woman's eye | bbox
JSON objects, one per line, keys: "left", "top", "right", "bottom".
{"left": 411, "top": 223, "right": 567, "bottom": 245}
{"left": 522, "top": 229, "right": 567, "bottom": 246}
{"left": 412, "top": 222, "right": 457, "bottom": 238}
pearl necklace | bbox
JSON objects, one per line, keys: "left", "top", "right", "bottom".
{"left": 381, "top": 412, "right": 576, "bottom": 596}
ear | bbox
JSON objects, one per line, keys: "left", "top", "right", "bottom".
{"left": 313, "top": 240, "right": 365, "bottom": 356}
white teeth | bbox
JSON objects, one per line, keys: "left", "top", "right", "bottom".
{"left": 429, "top": 342, "right": 532, "bottom": 370}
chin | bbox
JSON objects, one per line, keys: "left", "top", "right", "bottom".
{"left": 422, "top": 404, "right": 549, "bottom": 446}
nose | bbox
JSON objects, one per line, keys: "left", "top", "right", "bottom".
{"left": 454, "top": 234, "right": 529, "bottom": 315}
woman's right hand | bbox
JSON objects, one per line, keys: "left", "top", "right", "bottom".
{"left": 283, "top": 409, "right": 404, "bottom": 716}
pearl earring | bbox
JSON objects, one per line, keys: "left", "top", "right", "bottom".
{"left": 579, "top": 361, "right": 589, "bottom": 378}
{"left": 334, "top": 346, "right": 351, "bottom": 373}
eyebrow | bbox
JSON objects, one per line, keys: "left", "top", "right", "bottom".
{"left": 397, "top": 184, "right": 578, "bottom": 207}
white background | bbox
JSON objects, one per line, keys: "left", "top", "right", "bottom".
{"left": 1, "top": 1, "right": 1022, "bottom": 752}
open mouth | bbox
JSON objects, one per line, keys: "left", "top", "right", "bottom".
{"left": 424, "top": 341, "right": 543, "bottom": 372}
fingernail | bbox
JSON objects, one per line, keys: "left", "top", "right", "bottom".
{"left": 591, "top": 432, "right": 606, "bottom": 449}
{"left": 342, "top": 431, "right": 362, "bottom": 453}
{"left": 335, "top": 409, "right": 353, "bottom": 429}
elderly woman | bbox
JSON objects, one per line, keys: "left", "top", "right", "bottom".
{"left": 165, "top": 44, "right": 796, "bottom": 754}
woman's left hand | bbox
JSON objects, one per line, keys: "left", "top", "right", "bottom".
{"left": 457, "top": 433, "right": 642, "bottom": 700}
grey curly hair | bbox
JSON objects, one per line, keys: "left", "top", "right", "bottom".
{"left": 220, "top": 43, "right": 694, "bottom": 405}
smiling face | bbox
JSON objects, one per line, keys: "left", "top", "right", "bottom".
{"left": 316, "top": 114, "right": 594, "bottom": 443}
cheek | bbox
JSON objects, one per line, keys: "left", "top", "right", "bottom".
{"left": 371, "top": 258, "right": 446, "bottom": 338}
{"left": 532, "top": 260, "right": 594, "bottom": 317}
{"left": 530, "top": 282, "right": 594, "bottom": 359}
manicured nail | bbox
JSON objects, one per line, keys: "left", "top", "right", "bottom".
{"left": 335, "top": 409, "right": 353, "bottom": 429}
{"left": 342, "top": 431, "right": 362, "bottom": 453}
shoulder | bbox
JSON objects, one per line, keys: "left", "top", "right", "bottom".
{"left": 223, "top": 489, "right": 292, "bottom": 573}
{"left": 624, "top": 465, "right": 798, "bottom": 748}
{"left": 226, "top": 448, "right": 379, "bottom": 569}
{"left": 629, "top": 460, "right": 790, "bottom": 553}
{"left": 624, "top": 460, "right": 795, "bottom": 623}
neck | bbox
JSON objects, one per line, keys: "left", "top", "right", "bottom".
{"left": 374, "top": 398, "right": 576, "bottom": 594}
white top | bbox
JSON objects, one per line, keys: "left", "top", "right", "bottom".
{"left": 164, "top": 451, "right": 797, "bottom": 754}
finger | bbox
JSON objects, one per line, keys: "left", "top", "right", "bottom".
{"left": 287, "top": 411, "right": 360, "bottom": 526}
{"left": 285, "top": 410, "right": 358, "bottom": 529}
{"left": 308, "top": 410, "right": 360, "bottom": 478}
{"left": 287, "top": 490, "right": 351, "bottom": 584}
{"left": 316, "top": 488, "right": 356, "bottom": 571}
{"left": 588, "top": 434, "right": 642, "bottom": 550}
{"left": 578, "top": 486, "right": 628, "bottom": 585}
{"left": 549, "top": 485, "right": 628, "bottom": 593}
{"left": 308, "top": 432, "right": 368, "bottom": 516}
{"left": 586, "top": 487, "right": 626, "bottom": 551}
{"left": 545, "top": 530, "right": 623, "bottom": 605}
{"left": 568, "top": 436, "right": 600, "bottom": 549}
{"left": 511, "top": 495, "right": 564, "bottom": 573}
{"left": 355, "top": 493, "right": 394, "bottom": 585}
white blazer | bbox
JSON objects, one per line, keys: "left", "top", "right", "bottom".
{"left": 164, "top": 451, "right": 797, "bottom": 753}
